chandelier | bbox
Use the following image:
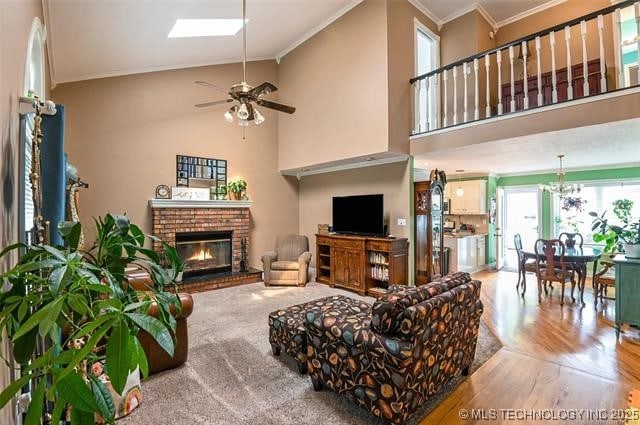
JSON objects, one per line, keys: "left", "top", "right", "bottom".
{"left": 539, "top": 155, "right": 583, "bottom": 197}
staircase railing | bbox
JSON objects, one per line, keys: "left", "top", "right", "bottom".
{"left": 411, "top": 0, "right": 640, "bottom": 136}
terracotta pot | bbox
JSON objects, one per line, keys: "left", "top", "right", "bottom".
{"left": 228, "top": 192, "right": 241, "bottom": 200}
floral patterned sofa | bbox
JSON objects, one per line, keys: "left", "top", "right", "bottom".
{"left": 304, "top": 272, "right": 483, "bottom": 424}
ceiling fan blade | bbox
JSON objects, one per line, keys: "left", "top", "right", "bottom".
{"left": 195, "top": 81, "right": 229, "bottom": 94}
{"left": 256, "top": 99, "right": 296, "bottom": 114}
{"left": 195, "top": 99, "right": 233, "bottom": 108}
{"left": 249, "top": 82, "right": 278, "bottom": 98}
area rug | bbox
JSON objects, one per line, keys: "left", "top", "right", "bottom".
{"left": 120, "top": 281, "right": 502, "bottom": 425}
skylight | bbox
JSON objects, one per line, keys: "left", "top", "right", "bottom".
{"left": 167, "top": 19, "right": 247, "bottom": 38}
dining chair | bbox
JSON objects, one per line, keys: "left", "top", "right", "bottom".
{"left": 514, "top": 233, "right": 536, "bottom": 296}
{"left": 534, "top": 239, "right": 576, "bottom": 305}
{"left": 559, "top": 232, "right": 584, "bottom": 248}
{"left": 593, "top": 252, "right": 617, "bottom": 308}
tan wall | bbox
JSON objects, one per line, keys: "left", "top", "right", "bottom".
{"left": 0, "top": 2, "right": 46, "bottom": 423}
{"left": 299, "top": 160, "right": 411, "bottom": 267}
{"left": 277, "top": 0, "right": 390, "bottom": 171}
{"left": 387, "top": 0, "right": 439, "bottom": 154}
{"left": 52, "top": 61, "right": 299, "bottom": 269}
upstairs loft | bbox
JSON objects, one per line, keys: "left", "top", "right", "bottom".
{"left": 410, "top": 0, "right": 640, "bottom": 152}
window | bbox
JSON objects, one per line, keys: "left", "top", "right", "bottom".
{"left": 415, "top": 19, "right": 440, "bottom": 132}
{"left": 553, "top": 181, "right": 640, "bottom": 245}
{"left": 20, "top": 18, "right": 46, "bottom": 244}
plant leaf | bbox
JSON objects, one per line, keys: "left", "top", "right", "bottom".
{"left": 58, "top": 321, "right": 113, "bottom": 383}
{"left": 89, "top": 374, "right": 115, "bottom": 424}
{"left": 0, "top": 373, "right": 33, "bottom": 409}
{"left": 132, "top": 335, "right": 149, "bottom": 379}
{"left": 105, "top": 320, "right": 134, "bottom": 394}
{"left": 70, "top": 406, "right": 95, "bottom": 425}
{"left": 24, "top": 377, "right": 46, "bottom": 425}
{"left": 13, "top": 296, "right": 64, "bottom": 340}
{"left": 125, "top": 312, "right": 174, "bottom": 357}
{"left": 48, "top": 265, "right": 68, "bottom": 295}
{"left": 67, "top": 293, "right": 90, "bottom": 316}
{"left": 13, "top": 327, "right": 39, "bottom": 364}
{"left": 57, "top": 371, "right": 100, "bottom": 413}
{"left": 58, "top": 221, "right": 83, "bottom": 250}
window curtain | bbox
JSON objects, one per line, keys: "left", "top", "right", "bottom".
{"left": 41, "top": 105, "right": 66, "bottom": 246}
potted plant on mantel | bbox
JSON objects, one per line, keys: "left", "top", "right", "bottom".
{"left": 0, "top": 214, "right": 183, "bottom": 424}
{"left": 226, "top": 179, "right": 247, "bottom": 201}
{"left": 590, "top": 199, "right": 640, "bottom": 259}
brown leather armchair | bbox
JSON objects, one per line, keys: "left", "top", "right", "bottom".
{"left": 262, "top": 235, "right": 312, "bottom": 287}
{"left": 127, "top": 271, "right": 194, "bottom": 374}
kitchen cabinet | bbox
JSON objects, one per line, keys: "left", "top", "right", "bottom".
{"left": 450, "top": 180, "right": 487, "bottom": 215}
{"left": 444, "top": 234, "right": 486, "bottom": 274}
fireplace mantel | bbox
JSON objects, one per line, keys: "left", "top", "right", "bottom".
{"left": 149, "top": 199, "right": 251, "bottom": 209}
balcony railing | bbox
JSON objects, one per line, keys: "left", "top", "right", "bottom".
{"left": 411, "top": 0, "right": 640, "bottom": 136}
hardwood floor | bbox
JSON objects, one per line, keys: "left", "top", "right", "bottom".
{"left": 422, "top": 270, "right": 640, "bottom": 425}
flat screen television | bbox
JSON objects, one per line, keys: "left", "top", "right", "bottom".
{"left": 332, "top": 194, "right": 384, "bottom": 236}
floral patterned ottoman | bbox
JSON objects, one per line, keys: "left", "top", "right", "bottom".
{"left": 268, "top": 295, "right": 371, "bottom": 374}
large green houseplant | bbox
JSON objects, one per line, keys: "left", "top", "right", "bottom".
{"left": 590, "top": 199, "right": 640, "bottom": 258}
{"left": 0, "top": 214, "right": 183, "bottom": 424}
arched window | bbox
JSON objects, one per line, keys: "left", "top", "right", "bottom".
{"left": 20, "top": 18, "right": 47, "bottom": 243}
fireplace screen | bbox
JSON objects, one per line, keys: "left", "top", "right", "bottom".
{"left": 175, "top": 231, "right": 232, "bottom": 276}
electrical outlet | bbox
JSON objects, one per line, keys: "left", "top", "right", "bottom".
{"left": 397, "top": 218, "right": 407, "bottom": 226}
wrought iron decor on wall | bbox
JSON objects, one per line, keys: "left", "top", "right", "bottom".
{"left": 176, "top": 155, "right": 227, "bottom": 199}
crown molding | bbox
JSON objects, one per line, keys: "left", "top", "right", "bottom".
{"left": 276, "top": 0, "right": 364, "bottom": 61}
{"left": 495, "top": 0, "right": 568, "bottom": 28}
{"left": 52, "top": 56, "right": 276, "bottom": 85}
{"left": 280, "top": 154, "right": 409, "bottom": 178}
{"left": 475, "top": 3, "right": 498, "bottom": 31}
{"left": 406, "top": 0, "right": 443, "bottom": 29}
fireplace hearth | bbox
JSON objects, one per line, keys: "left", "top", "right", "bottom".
{"left": 176, "top": 231, "right": 232, "bottom": 277}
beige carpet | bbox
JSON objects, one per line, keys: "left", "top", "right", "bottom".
{"left": 120, "top": 281, "right": 501, "bottom": 425}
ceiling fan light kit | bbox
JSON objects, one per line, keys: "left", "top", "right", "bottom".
{"left": 194, "top": 0, "right": 295, "bottom": 133}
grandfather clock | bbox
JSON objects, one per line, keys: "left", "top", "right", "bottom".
{"left": 414, "top": 169, "right": 446, "bottom": 285}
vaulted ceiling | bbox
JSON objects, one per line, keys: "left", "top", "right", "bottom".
{"left": 44, "top": 0, "right": 567, "bottom": 85}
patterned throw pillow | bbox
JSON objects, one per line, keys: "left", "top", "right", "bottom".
{"left": 370, "top": 272, "right": 471, "bottom": 334}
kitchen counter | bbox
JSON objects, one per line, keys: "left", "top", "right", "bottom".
{"left": 444, "top": 232, "right": 488, "bottom": 239}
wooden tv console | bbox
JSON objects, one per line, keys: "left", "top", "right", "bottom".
{"left": 315, "top": 233, "right": 409, "bottom": 296}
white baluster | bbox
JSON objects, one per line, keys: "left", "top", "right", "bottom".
{"left": 463, "top": 62, "right": 469, "bottom": 122}
{"left": 636, "top": 2, "right": 640, "bottom": 84}
{"left": 550, "top": 31, "right": 558, "bottom": 103}
{"left": 509, "top": 45, "right": 516, "bottom": 112}
{"left": 565, "top": 26, "right": 573, "bottom": 100}
{"left": 497, "top": 49, "right": 503, "bottom": 115}
{"left": 581, "top": 20, "right": 589, "bottom": 96}
{"left": 453, "top": 66, "right": 458, "bottom": 125}
{"left": 424, "top": 77, "right": 430, "bottom": 131}
{"left": 598, "top": 15, "right": 607, "bottom": 92}
{"left": 474, "top": 58, "right": 480, "bottom": 120}
{"left": 485, "top": 54, "right": 491, "bottom": 118}
{"left": 443, "top": 70, "right": 449, "bottom": 127}
{"left": 536, "top": 36, "right": 543, "bottom": 107}
{"left": 414, "top": 81, "right": 420, "bottom": 133}
{"left": 615, "top": 8, "right": 625, "bottom": 88}
{"left": 522, "top": 41, "right": 529, "bottom": 110}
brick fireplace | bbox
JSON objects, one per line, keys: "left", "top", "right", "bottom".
{"left": 150, "top": 199, "right": 251, "bottom": 275}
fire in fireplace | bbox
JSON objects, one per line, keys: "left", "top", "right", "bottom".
{"left": 175, "top": 231, "right": 232, "bottom": 277}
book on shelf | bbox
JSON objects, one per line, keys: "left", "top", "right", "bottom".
{"left": 368, "top": 251, "right": 388, "bottom": 265}
{"left": 370, "top": 264, "right": 389, "bottom": 282}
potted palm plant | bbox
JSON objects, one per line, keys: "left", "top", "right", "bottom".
{"left": 0, "top": 214, "right": 183, "bottom": 424}
{"left": 590, "top": 199, "right": 640, "bottom": 259}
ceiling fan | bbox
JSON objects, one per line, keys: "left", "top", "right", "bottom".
{"left": 194, "top": 0, "right": 295, "bottom": 127}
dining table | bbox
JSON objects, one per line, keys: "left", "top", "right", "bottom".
{"left": 521, "top": 246, "right": 603, "bottom": 305}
